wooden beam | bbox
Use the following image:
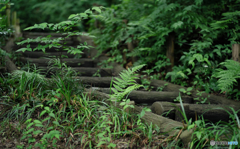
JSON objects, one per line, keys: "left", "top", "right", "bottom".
{"left": 232, "top": 44, "right": 240, "bottom": 62}
{"left": 166, "top": 32, "right": 175, "bottom": 72}
{"left": 6, "top": 3, "right": 11, "bottom": 27}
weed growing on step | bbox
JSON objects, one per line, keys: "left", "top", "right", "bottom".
{"left": 92, "top": 69, "right": 101, "bottom": 77}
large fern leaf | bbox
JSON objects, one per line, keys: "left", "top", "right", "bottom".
{"left": 111, "top": 64, "right": 145, "bottom": 101}
{"left": 213, "top": 60, "right": 240, "bottom": 93}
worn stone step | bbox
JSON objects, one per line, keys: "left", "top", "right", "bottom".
{"left": 16, "top": 51, "right": 87, "bottom": 58}
{"left": 20, "top": 57, "right": 96, "bottom": 67}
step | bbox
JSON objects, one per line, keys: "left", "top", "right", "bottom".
{"left": 14, "top": 44, "right": 84, "bottom": 53}
{"left": 23, "top": 32, "right": 85, "bottom": 38}
{"left": 93, "top": 87, "right": 193, "bottom": 104}
{"left": 22, "top": 32, "right": 80, "bottom": 43}
{"left": 23, "top": 32, "right": 69, "bottom": 37}
{"left": 22, "top": 35, "right": 73, "bottom": 41}
{"left": 20, "top": 57, "right": 96, "bottom": 67}
{"left": 39, "top": 67, "right": 113, "bottom": 77}
{"left": 17, "top": 51, "right": 87, "bottom": 58}
{"left": 73, "top": 76, "right": 141, "bottom": 88}
{"left": 16, "top": 40, "right": 75, "bottom": 46}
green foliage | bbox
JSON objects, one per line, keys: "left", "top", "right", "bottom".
{"left": 16, "top": 7, "right": 100, "bottom": 77}
{"left": 2, "top": 1, "right": 240, "bottom": 148}
{"left": 89, "top": 0, "right": 240, "bottom": 98}
{"left": 213, "top": 60, "right": 240, "bottom": 94}
{"left": 20, "top": 107, "right": 63, "bottom": 149}
{"left": 111, "top": 64, "right": 145, "bottom": 102}
{"left": 10, "top": 0, "right": 117, "bottom": 30}
{"left": 0, "top": 0, "right": 13, "bottom": 55}
{"left": 193, "top": 90, "right": 210, "bottom": 104}
{"left": 179, "top": 87, "right": 193, "bottom": 95}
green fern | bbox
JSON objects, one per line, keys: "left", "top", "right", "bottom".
{"left": 213, "top": 60, "right": 240, "bottom": 93}
{"left": 111, "top": 64, "right": 145, "bottom": 101}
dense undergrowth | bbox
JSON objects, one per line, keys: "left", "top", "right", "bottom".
{"left": 0, "top": 62, "right": 239, "bottom": 148}
{"left": 89, "top": 0, "right": 240, "bottom": 100}
{"left": 0, "top": 0, "right": 240, "bottom": 148}
{"left": 10, "top": 0, "right": 119, "bottom": 31}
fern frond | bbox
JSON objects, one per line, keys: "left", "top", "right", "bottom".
{"left": 111, "top": 64, "right": 145, "bottom": 101}
{"left": 113, "top": 84, "right": 124, "bottom": 92}
{"left": 111, "top": 88, "right": 119, "bottom": 94}
{"left": 214, "top": 60, "right": 240, "bottom": 93}
{"left": 114, "top": 84, "right": 142, "bottom": 101}
{"left": 131, "top": 64, "right": 146, "bottom": 72}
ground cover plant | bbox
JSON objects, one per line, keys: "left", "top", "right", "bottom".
{"left": 0, "top": 1, "right": 240, "bottom": 149}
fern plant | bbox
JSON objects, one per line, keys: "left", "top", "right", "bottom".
{"left": 213, "top": 60, "right": 240, "bottom": 94}
{"left": 110, "top": 64, "right": 146, "bottom": 102}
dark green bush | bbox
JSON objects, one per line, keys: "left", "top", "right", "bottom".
{"left": 89, "top": 0, "right": 240, "bottom": 98}
{"left": 10, "top": 0, "right": 118, "bottom": 30}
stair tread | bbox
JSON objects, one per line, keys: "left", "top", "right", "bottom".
{"left": 39, "top": 66, "right": 111, "bottom": 70}
{"left": 21, "top": 57, "right": 95, "bottom": 62}
{"left": 38, "top": 66, "right": 113, "bottom": 77}
{"left": 23, "top": 32, "right": 69, "bottom": 37}
{"left": 21, "top": 57, "right": 96, "bottom": 67}
{"left": 17, "top": 51, "right": 86, "bottom": 58}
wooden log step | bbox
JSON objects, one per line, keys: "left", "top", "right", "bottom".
{"left": 23, "top": 32, "right": 84, "bottom": 37}
{"left": 92, "top": 87, "right": 193, "bottom": 104}
{"left": 14, "top": 45, "right": 86, "bottom": 53}
{"left": 150, "top": 79, "right": 240, "bottom": 107}
{"left": 20, "top": 57, "right": 95, "bottom": 67}
{"left": 17, "top": 51, "right": 86, "bottom": 58}
{"left": 151, "top": 101, "right": 240, "bottom": 123}
{"left": 22, "top": 32, "right": 80, "bottom": 44}
{"left": 22, "top": 36, "right": 73, "bottom": 41}
{"left": 16, "top": 40, "right": 75, "bottom": 46}
{"left": 83, "top": 88, "right": 193, "bottom": 144}
{"left": 72, "top": 77, "right": 141, "bottom": 88}
{"left": 23, "top": 32, "right": 69, "bottom": 37}
{"left": 39, "top": 67, "right": 113, "bottom": 77}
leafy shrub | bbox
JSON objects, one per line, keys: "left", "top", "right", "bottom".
{"left": 89, "top": 0, "right": 240, "bottom": 97}
{"left": 10, "top": 0, "right": 118, "bottom": 30}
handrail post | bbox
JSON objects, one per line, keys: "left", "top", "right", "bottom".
{"left": 166, "top": 32, "right": 175, "bottom": 72}
{"left": 6, "top": 3, "right": 11, "bottom": 27}
{"left": 232, "top": 44, "right": 240, "bottom": 62}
